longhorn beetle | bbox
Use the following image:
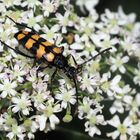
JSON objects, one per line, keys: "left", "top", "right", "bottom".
{"left": 0, "top": 16, "right": 111, "bottom": 105}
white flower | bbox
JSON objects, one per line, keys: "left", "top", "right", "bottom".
{"left": 35, "top": 99, "right": 62, "bottom": 130}
{"left": 99, "top": 7, "right": 136, "bottom": 35}
{"left": 0, "top": 114, "right": 5, "bottom": 130}
{"left": 21, "top": 10, "right": 43, "bottom": 31}
{"left": 42, "top": 0, "right": 60, "bottom": 17}
{"left": 78, "top": 97, "right": 95, "bottom": 119}
{"left": 26, "top": 68, "right": 37, "bottom": 82}
{"left": 0, "top": 113, "right": 26, "bottom": 140}
{"left": 131, "top": 93, "right": 140, "bottom": 113}
{"left": 120, "top": 36, "right": 134, "bottom": 54}
{"left": 6, "top": 124, "right": 25, "bottom": 140}
{"left": 109, "top": 53, "right": 129, "bottom": 73}
{"left": 0, "top": 0, "right": 22, "bottom": 8}
{"left": 85, "top": 109, "right": 106, "bottom": 137}
{"left": 21, "top": 0, "right": 41, "bottom": 8}
{"left": 0, "top": 3, "right": 6, "bottom": 13}
{"left": 70, "top": 34, "right": 85, "bottom": 50}
{"left": 32, "top": 82, "right": 50, "bottom": 110}
{"left": 131, "top": 38, "right": 140, "bottom": 59}
{"left": 116, "top": 85, "right": 133, "bottom": 102}
{"left": 0, "top": 77, "right": 17, "bottom": 98}
{"left": 0, "top": 21, "right": 17, "bottom": 42}
{"left": 130, "top": 120, "right": 140, "bottom": 136}
{"left": 23, "top": 119, "right": 39, "bottom": 138}
{"left": 56, "top": 11, "right": 73, "bottom": 33}
{"left": 110, "top": 85, "right": 133, "bottom": 114}
{"left": 32, "top": 92, "right": 49, "bottom": 110}
{"left": 133, "top": 63, "right": 140, "bottom": 85}
{"left": 83, "top": 59, "right": 100, "bottom": 75}
{"left": 75, "top": 17, "right": 96, "bottom": 41}
{"left": 110, "top": 100, "right": 124, "bottom": 114}
{"left": 100, "top": 73, "right": 122, "bottom": 96}
{"left": 107, "top": 115, "right": 133, "bottom": 140}
{"left": 76, "top": 0, "right": 99, "bottom": 14}
{"left": 41, "top": 24, "right": 60, "bottom": 42}
{"left": 55, "top": 87, "right": 76, "bottom": 108}
{"left": 81, "top": 42, "right": 97, "bottom": 59}
{"left": 91, "top": 33, "right": 118, "bottom": 50}
{"left": 117, "top": 6, "right": 136, "bottom": 26}
{"left": 11, "top": 93, "right": 32, "bottom": 115}
{"left": 8, "top": 64, "right": 27, "bottom": 83}
{"left": 80, "top": 72, "right": 100, "bottom": 93}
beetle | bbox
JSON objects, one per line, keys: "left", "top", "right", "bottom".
{"left": 0, "top": 16, "right": 111, "bottom": 105}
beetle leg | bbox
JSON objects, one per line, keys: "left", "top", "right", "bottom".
{"left": 51, "top": 68, "right": 57, "bottom": 84}
{"left": 73, "top": 78, "right": 78, "bottom": 116}
{"left": 37, "top": 65, "right": 49, "bottom": 71}
{"left": 50, "top": 68, "right": 57, "bottom": 95}
{"left": 53, "top": 36, "right": 58, "bottom": 46}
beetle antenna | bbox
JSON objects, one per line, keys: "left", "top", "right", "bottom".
{"left": 0, "top": 40, "right": 16, "bottom": 52}
{"left": 77, "top": 47, "right": 112, "bottom": 69}
{"left": 6, "top": 15, "right": 17, "bottom": 24}
{"left": 5, "top": 15, "right": 36, "bottom": 32}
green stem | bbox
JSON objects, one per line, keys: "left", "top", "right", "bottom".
{"left": 16, "top": 82, "right": 32, "bottom": 91}
{"left": 125, "top": 64, "right": 135, "bottom": 75}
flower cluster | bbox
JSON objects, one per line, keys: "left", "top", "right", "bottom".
{"left": 0, "top": 0, "right": 140, "bottom": 140}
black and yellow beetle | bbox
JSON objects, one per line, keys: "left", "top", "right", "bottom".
{"left": 0, "top": 16, "right": 111, "bottom": 104}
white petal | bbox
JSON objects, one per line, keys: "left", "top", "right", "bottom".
{"left": 70, "top": 43, "right": 83, "bottom": 50}
{"left": 110, "top": 106, "right": 117, "bottom": 114}
{"left": 36, "top": 15, "right": 43, "bottom": 22}
{"left": 61, "top": 101, "right": 67, "bottom": 108}
{"left": 12, "top": 97, "right": 19, "bottom": 104}
{"left": 112, "top": 75, "right": 121, "bottom": 85}
{"left": 12, "top": 106, "right": 20, "bottom": 113}
{"left": 123, "top": 117, "right": 132, "bottom": 127}
{"left": 7, "top": 132, "right": 14, "bottom": 139}
{"left": 123, "top": 95, "right": 133, "bottom": 104}
{"left": 70, "top": 98, "right": 76, "bottom": 105}
{"left": 53, "top": 104, "right": 61, "bottom": 112}
{"left": 119, "top": 65, "right": 126, "bottom": 73}
{"left": 55, "top": 94, "right": 62, "bottom": 100}
{"left": 107, "top": 90, "right": 114, "bottom": 96}
{"left": 107, "top": 115, "right": 120, "bottom": 127}
{"left": 49, "top": 115, "right": 59, "bottom": 129}
{"left": 62, "top": 27, "right": 67, "bottom": 33}
{"left": 1, "top": 91, "right": 7, "bottom": 98}
{"left": 23, "top": 108, "right": 29, "bottom": 115}
{"left": 38, "top": 115, "right": 47, "bottom": 131}
{"left": 120, "top": 134, "right": 127, "bottom": 140}
{"left": 122, "top": 56, "right": 129, "bottom": 63}
{"left": 51, "top": 24, "right": 60, "bottom": 32}
{"left": 107, "top": 130, "right": 120, "bottom": 139}
{"left": 112, "top": 86, "right": 122, "bottom": 93}
{"left": 87, "top": 86, "right": 94, "bottom": 93}
{"left": 111, "top": 65, "right": 117, "bottom": 72}
{"left": 89, "top": 126, "right": 100, "bottom": 137}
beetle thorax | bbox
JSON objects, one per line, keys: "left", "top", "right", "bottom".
{"left": 54, "top": 55, "right": 68, "bottom": 69}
